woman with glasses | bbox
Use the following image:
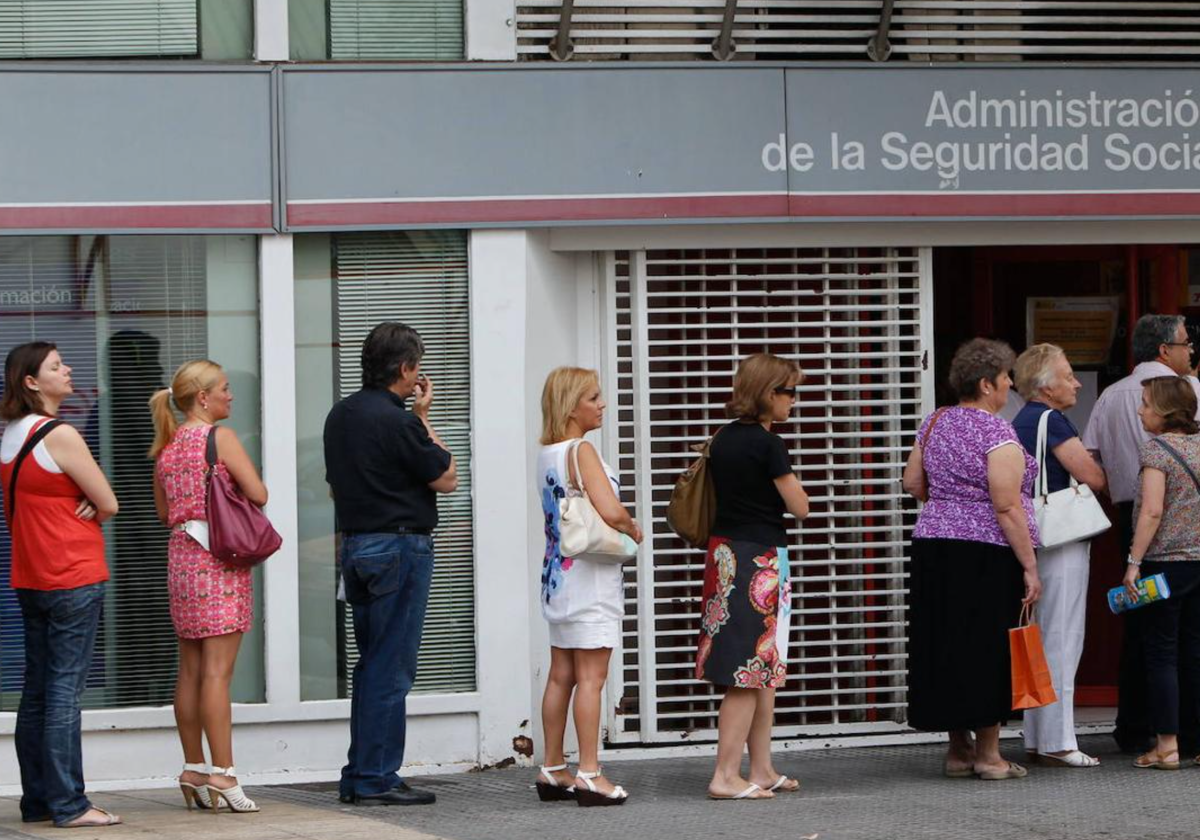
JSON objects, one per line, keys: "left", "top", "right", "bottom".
{"left": 695, "top": 353, "right": 809, "bottom": 800}
{"left": 902, "top": 338, "right": 1042, "bottom": 781}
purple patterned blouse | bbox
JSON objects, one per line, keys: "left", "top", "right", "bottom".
{"left": 912, "top": 406, "right": 1040, "bottom": 547}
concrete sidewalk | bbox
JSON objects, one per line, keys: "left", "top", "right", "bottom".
{"left": 2, "top": 734, "right": 1196, "bottom": 840}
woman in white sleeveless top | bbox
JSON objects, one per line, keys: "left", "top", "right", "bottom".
{"left": 535, "top": 367, "right": 642, "bottom": 807}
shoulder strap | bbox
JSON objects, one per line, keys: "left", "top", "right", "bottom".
{"left": 1152, "top": 437, "right": 1200, "bottom": 497}
{"left": 566, "top": 439, "right": 588, "bottom": 497}
{"left": 7, "top": 418, "right": 64, "bottom": 521}
{"left": 920, "top": 407, "right": 949, "bottom": 450}
{"left": 205, "top": 425, "right": 218, "bottom": 469}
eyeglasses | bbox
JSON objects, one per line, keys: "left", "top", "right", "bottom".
{"left": 774, "top": 386, "right": 798, "bottom": 398}
{"left": 1164, "top": 341, "right": 1195, "bottom": 348}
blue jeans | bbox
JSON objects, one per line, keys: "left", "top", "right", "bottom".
{"left": 338, "top": 533, "right": 434, "bottom": 798}
{"left": 15, "top": 582, "right": 105, "bottom": 826}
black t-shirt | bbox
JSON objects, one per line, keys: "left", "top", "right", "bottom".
{"left": 323, "top": 388, "right": 452, "bottom": 533}
{"left": 709, "top": 420, "right": 794, "bottom": 546}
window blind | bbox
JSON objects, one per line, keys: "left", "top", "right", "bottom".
{"left": 329, "top": 0, "right": 464, "bottom": 60}
{"left": 0, "top": 0, "right": 199, "bottom": 59}
{"left": 0, "top": 236, "right": 212, "bottom": 710}
{"left": 333, "top": 231, "right": 476, "bottom": 695}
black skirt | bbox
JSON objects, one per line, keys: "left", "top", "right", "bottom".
{"left": 907, "top": 538, "right": 1024, "bottom": 732}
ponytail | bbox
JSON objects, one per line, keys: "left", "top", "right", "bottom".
{"left": 148, "top": 388, "right": 178, "bottom": 458}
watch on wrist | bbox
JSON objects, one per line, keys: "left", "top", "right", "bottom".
{"left": 1126, "top": 555, "right": 1142, "bottom": 567}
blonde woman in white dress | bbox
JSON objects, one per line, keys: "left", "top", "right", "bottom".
{"left": 534, "top": 367, "right": 642, "bottom": 807}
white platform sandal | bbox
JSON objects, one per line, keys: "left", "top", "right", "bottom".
{"left": 178, "top": 763, "right": 213, "bottom": 811}
{"left": 206, "top": 766, "right": 260, "bottom": 814}
{"left": 574, "top": 768, "right": 627, "bottom": 807}
{"left": 535, "top": 763, "right": 576, "bottom": 802}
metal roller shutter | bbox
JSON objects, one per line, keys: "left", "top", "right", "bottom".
{"left": 332, "top": 231, "right": 476, "bottom": 695}
{"left": 600, "top": 246, "right": 933, "bottom": 744}
{"left": 329, "top": 0, "right": 464, "bottom": 60}
{"left": 0, "top": 0, "right": 198, "bottom": 58}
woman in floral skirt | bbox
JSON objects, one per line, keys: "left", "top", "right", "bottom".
{"left": 696, "top": 353, "right": 810, "bottom": 800}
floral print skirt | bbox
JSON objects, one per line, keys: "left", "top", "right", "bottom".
{"left": 695, "top": 537, "right": 791, "bottom": 689}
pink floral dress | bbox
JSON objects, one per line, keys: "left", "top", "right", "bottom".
{"left": 156, "top": 425, "right": 253, "bottom": 639}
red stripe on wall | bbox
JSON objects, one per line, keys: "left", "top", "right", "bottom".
{"left": 0, "top": 204, "right": 273, "bottom": 230}
{"left": 288, "top": 191, "right": 1200, "bottom": 227}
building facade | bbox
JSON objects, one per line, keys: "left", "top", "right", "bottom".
{"left": 1, "top": 0, "right": 1199, "bottom": 789}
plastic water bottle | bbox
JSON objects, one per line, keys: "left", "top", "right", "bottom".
{"left": 1108, "top": 572, "right": 1171, "bottom": 614}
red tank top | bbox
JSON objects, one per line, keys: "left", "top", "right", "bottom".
{"left": 1, "top": 417, "right": 108, "bottom": 590}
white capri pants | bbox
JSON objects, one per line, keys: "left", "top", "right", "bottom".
{"left": 1023, "top": 539, "right": 1091, "bottom": 754}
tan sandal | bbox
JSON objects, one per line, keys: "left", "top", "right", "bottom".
{"left": 976, "top": 761, "right": 1028, "bottom": 781}
{"left": 1133, "top": 751, "right": 1180, "bottom": 770}
{"left": 56, "top": 807, "right": 122, "bottom": 828}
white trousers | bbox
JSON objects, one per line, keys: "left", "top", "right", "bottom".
{"left": 1023, "top": 539, "right": 1091, "bottom": 754}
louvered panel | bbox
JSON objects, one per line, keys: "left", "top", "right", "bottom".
{"left": 329, "top": 0, "right": 464, "bottom": 60}
{"left": 516, "top": 0, "right": 1200, "bottom": 60}
{"left": 333, "top": 231, "right": 476, "bottom": 695}
{"left": 602, "top": 246, "right": 931, "bottom": 744}
{"left": 0, "top": 0, "right": 197, "bottom": 58}
{"left": 0, "top": 235, "right": 263, "bottom": 710}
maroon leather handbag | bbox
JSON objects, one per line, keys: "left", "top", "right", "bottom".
{"left": 205, "top": 427, "right": 281, "bottom": 568}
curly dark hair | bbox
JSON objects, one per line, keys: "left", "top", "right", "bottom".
{"left": 361, "top": 322, "right": 424, "bottom": 389}
{"left": 947, "top": 338, "right": 1016, "bottom": 401}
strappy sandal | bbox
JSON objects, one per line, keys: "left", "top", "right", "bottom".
{"left": 179, "top": 762, "right": 214, "bottom": 810}
{"left": 535, "top": 763, "right": 576, "bottom": 802}
{"left": 1133, "top": 751, "right": 1180, "bottom": 771}
{"left": 56, "top": 807, "right": 122, "bottom": 828}
{"left": 574, "top": 769, "right": 627, "bottom": 807}
{"left": 207, "top": 766, "right": 260, "bottom": 813}
{"left": 767, "top": 775, "right": 801, "bottom": 792}
{"left": 708, "top": 782, "right": 770, "bottom": 801}
{"left": 1036, "top": 750, "right": 1100, "bottom": 768}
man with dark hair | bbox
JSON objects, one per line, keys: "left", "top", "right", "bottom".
{"left": 324, "top": 322, "right": 457, "bottom": 806}
{"left": 1085, "top": 313, "right": 1200, "bottom": 754}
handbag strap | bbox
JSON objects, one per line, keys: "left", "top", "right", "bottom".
{"left": 205, "top": 425, "right": 218, "bottom": 471}
{"left": 7, "top": 418, "right": 63, "bottom": 522}
{"left": 1035, "top": 409, "right": 1079, "bottom": 499}
{"left": 1152, "top": 437, "right": 1200, "bottom": 497}
{"left": 566, "top": 439, "right": 589, "bottom": 499}
{"left": 920, "top": 407, "right": 949, "bottom": 451}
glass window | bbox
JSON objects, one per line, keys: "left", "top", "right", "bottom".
{"left": 295, "top": 231, "right": 476, "bottom": 701}
{"left": 289, "top": 0, "right": 464, "bottom": 61}
{"left": 0, "top": 234, "right": 264, "bottom": 709}
{"left": 0, "top": 0, "right": 253, "bottom": 60}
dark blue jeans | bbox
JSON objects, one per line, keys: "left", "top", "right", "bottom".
{"left": 1141, "top": 561, "right": 1200, "bottom": 737}
{"left": 338, "top": 533, "right": 434, "bottom": 798}
{"left": 15, "top": 582, "right": 105, "bottom": 826}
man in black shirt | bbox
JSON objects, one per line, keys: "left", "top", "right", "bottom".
{"left": 324, "top": 323, "right": 457, "bottom": 807}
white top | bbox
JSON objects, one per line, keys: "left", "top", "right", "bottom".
{"left": 1082, "top": 362, "right": 1200, "bottom": 503}
{"left": 0, "top": 414, "right": 63, "bottom": 473}
{"left": 537, "top": 439, "right": 624, "bottom": 630}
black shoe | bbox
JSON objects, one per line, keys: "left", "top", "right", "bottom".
{"left": 351, "top": 785, "right": 436, "bottom": 807}
{"left": 338, "top": 793, "right": 354, "bottom": 804}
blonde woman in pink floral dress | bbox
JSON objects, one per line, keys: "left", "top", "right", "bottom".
{"left": 150, "top": 360, "right": 267, "bottom": 814}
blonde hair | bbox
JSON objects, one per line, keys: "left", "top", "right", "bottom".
{"left": 148, "top": 359, "right": 224, "bottom": 458}
{"left": 725, "top": 353, "right": 803, "bottom": 420}
{"left": 1014, "top": 343, "right": 1065, "bottom": 400}
{"left": 540, "top": 367, "right": 600, "bottom": 445}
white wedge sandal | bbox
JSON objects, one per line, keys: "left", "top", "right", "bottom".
{"left": 206, "top": 766, "right": 260, "bottom": 814}
{"left": 178, "top": 763, "right": 213, "bottom": 811}
{"left": 573, "top": 768, "right": 627, "bottom": 807}
{"left": 535, "top": 764, "right": 576, "bottom": 802}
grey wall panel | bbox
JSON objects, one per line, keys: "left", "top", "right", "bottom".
{"left": 0, "top": 67, "right": 274, "bottom": 231}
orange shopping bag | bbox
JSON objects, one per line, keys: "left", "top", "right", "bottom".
{"left": 1009, "top": 603, "right": 1057, "bottom": 711}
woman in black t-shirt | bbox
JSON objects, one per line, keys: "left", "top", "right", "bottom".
{"left": 696, "top": 354, "right": 810, "bottom": 800}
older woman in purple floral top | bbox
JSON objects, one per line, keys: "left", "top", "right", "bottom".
{"left": 902, "top": 338, "right": 1043, "bottom": 781}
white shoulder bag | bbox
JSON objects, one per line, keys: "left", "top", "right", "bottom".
{"left": 558, "top": 440, "right": 638, "bottom": 564}
{"left": 1032, "top": 409, "right": 1111, "bottom": 549}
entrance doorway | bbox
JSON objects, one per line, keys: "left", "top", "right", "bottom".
{"left": 931, "top": 243, "right": 1190, "bottom": 706}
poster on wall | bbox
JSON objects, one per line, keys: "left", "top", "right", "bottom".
{"left": 1025, "top": 297, "right": 1120, "bottom": 367}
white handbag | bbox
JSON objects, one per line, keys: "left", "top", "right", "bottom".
{"left": 1032, "top": 409, "right": 1111, "bottom": 549}
{"left": 558, "top": 440, "right": 638, "bottom": 564}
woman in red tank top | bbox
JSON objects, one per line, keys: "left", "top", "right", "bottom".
{"left": 1, "top": 342, "right": 120, "bottom": 828}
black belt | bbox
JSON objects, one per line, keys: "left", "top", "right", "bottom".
{"left": 343, "top": 527, "right": 432, "bottom": 537}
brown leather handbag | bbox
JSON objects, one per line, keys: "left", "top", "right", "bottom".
{"left": 205, "top": 427, "right": 281, "bottom": 568}
{"left": 666, "top": 428, "right": 720, "bottom": 549}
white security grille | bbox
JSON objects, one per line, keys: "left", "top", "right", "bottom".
{"left": 516, "top": 1, "right": 1200, "bottom": 61}
{"left": 0, "top": 0, "right": 198, "bottom": 58}
{"left": 333, "top": 231, "right": 477, "bottom": 695}
{"left": 601, "top": 246, "right": 933, "bottom": 743}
